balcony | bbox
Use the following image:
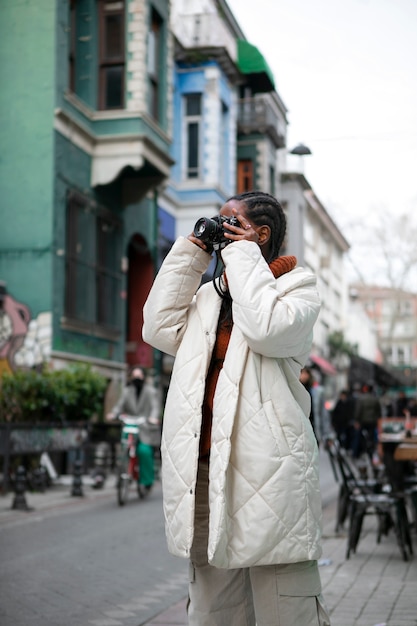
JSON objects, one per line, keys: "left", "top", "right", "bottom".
{"left": 172, "top": 12, "right": 239, "bottom": 82}
{"left": 172, "top": 12, "right": 237, "bottom": 59}
{"left": 237, "top": 96, "right": 286, "bottom": 149}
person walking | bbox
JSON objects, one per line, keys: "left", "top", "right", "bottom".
{"left": 143, "top": 191, "right": 331, "bottom": 625}
{"left": 300, "top": 366, "right": 317, "bottom": 441}
{"left": 394, "top": 390, "right": 409, "bottom": 417}
{"left": 352, "top": 383, "right": 381, "bottom": 460}
{"left": 331, "top": 389, "right": 356, "bottom": 450}
{"left": 300, "top": 367, "right": 332, "bottom": 446}
{"left": 107, "top": 367, "right": 160, "bottom": 495}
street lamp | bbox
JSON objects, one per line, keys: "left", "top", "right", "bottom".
{"left": 289, "top": 143, "right": 312, "bottom": 156}
{"left": 288, "top": 143, "right": 312, "bottom": 173}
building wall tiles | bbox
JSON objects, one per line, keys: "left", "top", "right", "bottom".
{"left": 126, "top": 0, "right": 147, "bottom": 111}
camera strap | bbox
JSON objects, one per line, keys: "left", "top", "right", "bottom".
{"left": 212, "top": 256, "right": 228, "bottom": 299}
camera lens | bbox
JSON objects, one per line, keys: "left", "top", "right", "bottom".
{"left": 193, "top": 217, "right": 220, "bottom": 242}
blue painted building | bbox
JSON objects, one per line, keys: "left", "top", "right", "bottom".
{"left": 162, "top": 0, "right": 288, "bottom": 247}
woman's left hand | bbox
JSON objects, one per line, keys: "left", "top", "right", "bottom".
{"left": 223, "top": 208, "right": 260, "bottom": 243}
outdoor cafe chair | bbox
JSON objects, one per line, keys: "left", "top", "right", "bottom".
{"left": 326, "top": 439, "right": 413, "bottom": 562}
{"left": 325, "top": 438, "right": 382, "bottom": 533}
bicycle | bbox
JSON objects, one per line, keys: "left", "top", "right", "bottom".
{"left": 116, "top": 414, "right": 146, "bottom": 506}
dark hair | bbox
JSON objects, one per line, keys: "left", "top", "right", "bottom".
{"left": 227, "top": 190, "right": 286, "bottom": 262}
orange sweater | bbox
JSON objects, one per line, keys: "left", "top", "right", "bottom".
{"left": 199, "top": 255, "right": 297, "bottom": 458}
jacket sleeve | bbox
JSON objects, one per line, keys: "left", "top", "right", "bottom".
{"left": 142, "top": 237, "right": 212, "bottom": 356}
{"left": 221, "top": 240, "right": 321, "bottom": 358}
{"left": 111, "top": 387, "right": 129, "bottom": 416}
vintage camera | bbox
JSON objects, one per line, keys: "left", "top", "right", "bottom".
{"left": 193, "top": 215, "right": 240, "bottom": 250}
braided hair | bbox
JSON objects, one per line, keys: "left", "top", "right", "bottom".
{"left": 226, "top": 191, "right": 286, "bottom": 262}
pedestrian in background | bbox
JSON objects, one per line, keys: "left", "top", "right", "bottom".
{"left": 394, "top": 390, "right": 409, "bottom": 417}
{"left": 107, "top": 367, "right": 160, "bottom": 495}
{"left": 407, "top": 397, "right": 417, "bottom": 416}
{"left": 352, "top": 383, "right": 382, "bottom": 459}
{"left": 300, "top": 366, "right": 317, "bottom": 441}
{"left": 300, "top": 367, "right": 332, "bottom": 446}
{"left": 331, "top": 389, "right": 355, "bottom": 450}
{"left": 143, "top": 191, "right": 331, "bottom": 625}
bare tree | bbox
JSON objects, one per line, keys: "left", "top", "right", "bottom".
{"left": 344, "top": 206, "right": 417, "bottom": 374}
{"left": 346, "top": 205, "right": 417, "bottom": 291}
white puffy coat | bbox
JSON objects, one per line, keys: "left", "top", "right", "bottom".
{"left": 143, "top": 237, "right": 323, "bottom": 569}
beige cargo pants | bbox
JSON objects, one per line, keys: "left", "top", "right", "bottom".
{"left": 188, "top": 460, "right": 331, "bottom": 626}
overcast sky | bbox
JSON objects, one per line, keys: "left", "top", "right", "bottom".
{"left": 227, "top": 0, "right": 417, "bottom": 282}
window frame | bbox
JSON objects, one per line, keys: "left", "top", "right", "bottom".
{"left": 148, "top": 8, "right": 163, "bottom": 121}
{"left": 98, "top": 0, "right": 126, "bottom": 110}
{"left": 69, "top": 0, "right": 76, "bottom": 93}
{"left": 65, "top": 191, "right": 122, "bottom": 334}
{"left": 183, "top": 93, "right": 202, "bottom": 180}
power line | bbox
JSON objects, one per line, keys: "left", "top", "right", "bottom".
{"left": 308, "top": 131, "right": 417, "bottom": 143}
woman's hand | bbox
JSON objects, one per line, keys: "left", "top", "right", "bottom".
{"left": 223, "top": 208, "right": 260, "bottom": 244}
{"left": 187, "top": 234, "right": 213, "bottom": 254}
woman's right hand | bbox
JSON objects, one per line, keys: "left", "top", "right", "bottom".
{"left": 187, "top": 234, "right": 212, "bottom": 254}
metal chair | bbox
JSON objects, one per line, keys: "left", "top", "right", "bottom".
{"left": 326, "top": 439, "right": 381, "bottom": 533}
{"left": 326, "top": 439, "right": 413, "bottom": 561}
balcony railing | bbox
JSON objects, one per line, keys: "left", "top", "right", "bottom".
{"left": 237, "top": 96, "right": 286, "bottom": 148}
{"left": 172, "top": 12, "right": 237, "bottom": 62}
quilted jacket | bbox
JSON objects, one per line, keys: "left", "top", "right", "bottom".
{"left": 143, "top": 237, "right": 323, "bottom": 569}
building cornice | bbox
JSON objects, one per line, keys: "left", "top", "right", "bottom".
{"left": 54, "top": 107, "right": 174, "bottom": 187}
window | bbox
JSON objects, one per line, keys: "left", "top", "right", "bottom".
{"left": 98, "top": 1, "right": 125, "bottom": 109}
{"left": 269, "top": 165, "right": 275, "bottom": 196}
{"left": 385, "top": 346, "right": 393, "bottom": 364}
{"left": 65, "top": 192, "right": 122, "bottom": 330}
{"left": 237, "top": 160, "right": 253, "bottom": 193}
{"left": 184, "top": 94, "right": 202, "bottom": 179}
{"left": 96, "top": 217, "right": 120, "bottom": 327}
{"left": 399, "top": 299, "right": 412, "bottom": 315}
{"left": 69, "top": 0, "right": 76, "bottom": 92}
{"left": 220, "top": 102, "right": 228, "bottom": 187}
{"left": 148, "top": 8, "right": 162, "bottom": 121}
{"left": 397, "top": 347, "right": 405, "bottom": 366}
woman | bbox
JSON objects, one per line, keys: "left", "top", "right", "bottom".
{"left": 107, "top": 367, "right": 160, "bottom": 494}
{"left": 143, "top": 191, "right": 330, "bottom": 625}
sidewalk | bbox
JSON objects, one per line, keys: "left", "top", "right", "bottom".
{"left": 142, "top": 496, "right": 417, "bottom": 626}
{"left": 1, "top": 475, "right": 416, "bottom": 626}
{"left": 0, "top": 473, "right": 118, "bottom": 526}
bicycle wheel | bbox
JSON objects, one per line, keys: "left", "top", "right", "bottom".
{"left": 117, "top": 470, "right": 130, "bottom": 506}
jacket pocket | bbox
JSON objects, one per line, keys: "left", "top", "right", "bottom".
{"left": 275, "top": 560, "right": 322, "bottom": 596}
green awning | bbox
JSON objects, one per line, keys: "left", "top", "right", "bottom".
{"left": 237, "top": 39, "right": 275, "bottom": 92}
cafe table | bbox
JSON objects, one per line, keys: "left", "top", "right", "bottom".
{"left": 378, "top": 428, "right": 417, "bottom": 490}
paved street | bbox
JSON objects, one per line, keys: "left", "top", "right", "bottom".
{"left": 0, "top": 477, "right": 188, "bottom": 626}
{"left": 1, "top": 451, "right": 416, "bottom": 626}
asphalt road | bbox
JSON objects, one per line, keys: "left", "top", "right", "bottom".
{"left": 0, "top": 449, "right": 338, "bottom": 626}
{"left": 0, "top": 481, "right": 188, "bottom": 626}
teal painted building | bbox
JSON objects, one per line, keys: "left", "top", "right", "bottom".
{"left": 0, "top": 0, "right": 172, "bottom": 393}
{"left": 1, "top": 0, "right": 291, "bottom": 403}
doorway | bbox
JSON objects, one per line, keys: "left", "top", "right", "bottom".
{"left": 125, "top": 234, "right": 154, "bottom": 368}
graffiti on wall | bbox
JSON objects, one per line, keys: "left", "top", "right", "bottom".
{"left": 0, "top": 282, "right": 51, "bottom": 374}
